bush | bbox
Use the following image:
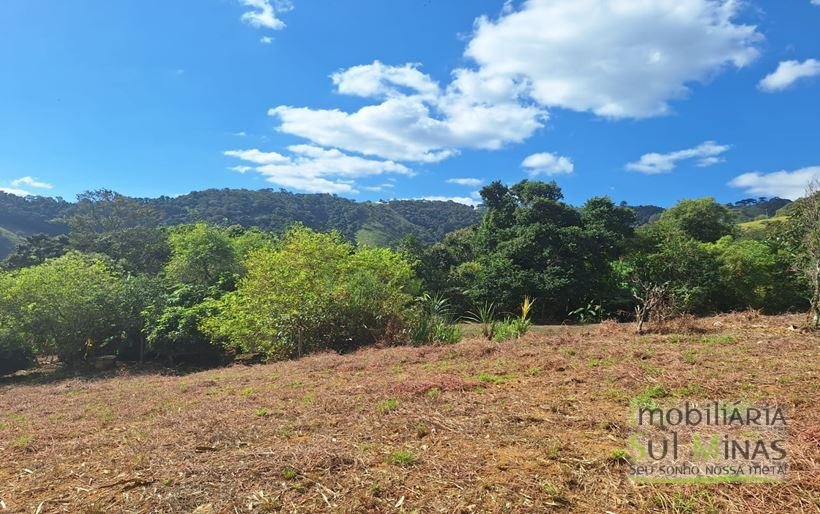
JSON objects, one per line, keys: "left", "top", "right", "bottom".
{"left": 202, "top": 227, "right": 417, "bottom": 359}
{"left": 491, "top": 317, "right": 530, "bottom": 342}
{"left": 0, "top": 252, "right": 126, "bottom": 363}
{"left": 410, "top": 294, "right": 461, "bottom": 345}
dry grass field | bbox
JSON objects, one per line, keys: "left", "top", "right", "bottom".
{"left": 1, "top": 313, "right": 818, "bottom": 513}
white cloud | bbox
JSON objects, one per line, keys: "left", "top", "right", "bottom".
{"left": 521, "top": 152, "right": 574, "bottom": 176}
{"left": 260, "top": 36, "right": 273, "bottom": 44}
{"left": 0, "top": 187, "right": 31, "bottom": 197}
{"left": 626, "top": 141, "right": 729, "bottom": 174}
{"left": 270, "top": 61, "right": 546, "bottom": 163}
{"left": 225, "top": 144, "right": 412, "bottom": 194}
{"left": 465, "top": 0, "right": 761, "bottom": 118}
{"left": 239, "top": 0, "right": 291, "bottom": 31}
{"left": 417, "top": 196, "right": 481, "bottom": 207}
{"left": 362, "top": 182, "right": 396, "bottom": 192}
{"left": 728, "top": 166, "right": 820, "bottom": 200}
{"left": 11, "top": 176, "right": 53, "bottom": 189}
{"left": 331, "top": 61, "right": 439, "bottom": 99}
{"left": 447, "top": 177, "right": 483, "bottom": 187}
{"left": 224, "top": 148, "right": 289, "bottom": 165}
{"left": 758, "top": 59, "right": 820, "bottom": 92}
{"left": 813, "top": 0, "right": 820, "bottom": 6}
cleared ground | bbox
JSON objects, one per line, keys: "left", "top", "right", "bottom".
{"left": 0, "top": 313, "right": 818, "bottom": 513}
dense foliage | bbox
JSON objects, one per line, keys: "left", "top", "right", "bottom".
{"left": 202, "top": 227, "right": 416, "bottom": 359}
{"left": 0, "top": 181, "right": 813, "bottom": 375}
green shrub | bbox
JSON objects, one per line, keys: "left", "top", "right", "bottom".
{"left": 410, "top": 294, "right": 461, "bottom": 345}
{"left": 0, "top": 252, "right": 126, "bottom": 363}
{"left": 202, "top": 227, "right": 416, "bottom": 359}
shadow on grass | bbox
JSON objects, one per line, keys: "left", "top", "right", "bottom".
{"left": 0, "top": 360, "right": 228, "bottom": 387}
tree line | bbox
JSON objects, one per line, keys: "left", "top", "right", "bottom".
{"left": 0, "top": 181, "right": 817, "bottom": 375}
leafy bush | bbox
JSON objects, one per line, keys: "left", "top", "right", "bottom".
{"left": 0, "top": 252, "right": 126, "bottom": 363}
{"left": 202, "top": 227, "right": 416, "bottom": 359}
{"left": 144, "top": 284, "right": 227, "bottom": 365}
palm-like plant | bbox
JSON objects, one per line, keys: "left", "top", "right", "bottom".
{"left": 466, "top": 301, "right": 497, "bottom": 340}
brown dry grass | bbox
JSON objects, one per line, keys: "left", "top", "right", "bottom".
{"left": 0, "top": 313, "right": 818, "bottom": 513}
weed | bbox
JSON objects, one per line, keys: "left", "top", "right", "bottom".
{"left": 300, "top": 393, "right": 315, "bottom": 405}
{"left": 425, "top": 387, "right": 441, "bottom": 400}
{"left": 14, "top": 434, "right": 34, "bottom": 449}
{"left": 388, "top": 449, "right": 416, "bottom": 466}
{"left": 682, "top": 349, "right": 698, "bottom": 365}
{"left": 538, "top": 480, "right": 566, "bottom": 503}
{"left": 630, "top": 385, "right": 668, "bottom": 409}
{"left": 281, "top": 467, "right": 298, "bottom": 480}
{"left": 255, "top": 407, "right": 271, "bottom": 417}
{"left": 675, "top": 383, "right": 704, "bottom": 397}
{"left": 477, "top": 373, "right": 506, "bottom": 385}
{"left": 546, "top": 443, "right": 561, "bottom": 460}
{"left": 376, "top": 399, "right": 399, "bottom": 414}
{"left": 414, "top": 422, "right": 431, "bottom": 438}
{"left": 701, "top": 335, "right": 734, "bottom": 346}
{"left": 240, "top": 387, "right": 256, "bottom": 397}
{"left": 525, "top": 366, "right": 541, "bottom": 376}
{"left": 610, "top": 449, "right": 631, "bottom": 463}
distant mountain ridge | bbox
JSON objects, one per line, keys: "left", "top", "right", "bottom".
{"left": 0, "top": 189, "right": 482, "bottom": 258}
{"left": 0, "top": 189, "right": 792, "bottom": 259}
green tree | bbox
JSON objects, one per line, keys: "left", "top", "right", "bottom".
{"left": 0, "top": 252, "right": 125, "bottom": 363}
{"left": 468, "top": 180, "right": 634, "bottom": 321}
{"left": 165, "top": 223, "right": 241, "bottom": 288}
{"left": 657, "top": 197, "right": 736, "bottom": 243}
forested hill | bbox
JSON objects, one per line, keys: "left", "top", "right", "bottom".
{"left": 0, "top": 189, "right": 793, "bottom": 259}
{"left": 0, "top": 189, "right": 482, "bottom": 258}
{"left": 627, "top": 197, "right": 792, "bottom": 225}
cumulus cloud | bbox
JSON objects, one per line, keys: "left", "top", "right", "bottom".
{"left": 728, "top": 166, "right": 820, "bottom": 200}
{"left": 331, "top": 61, "right": 440, "bottom": 99}
{"left": 0, "top": 187, "right": 31, "bottom": 197}
{"left": 239, "top": 0, "right": 291, "bottom": 31}
{"left": 447, "top": 177, "right": 483, "bottom": 187}
{"left": 271, "top": 61, "right": 545, "bottom": 163}
{"left": 225, "top": 145, "right": 412, "bottom": 194}
{"left": 260, "top": 36, "right": 273, "bottom": 44}
{"left": 224, "top": 148, "right": 289, "bottom": 164}
{"left": 521, "top": 152, "right": 574, "bottom": 176}
{"left": 262, "top": 0, "right": 759, "bottom": 174}
{"left": 11, "top": 176, "right": 53, "bottom": 189}
{"left": 465, "top": 0, "right": 761, "bottom": 118}
{"left": 758, "top": 59, "right": 820, "bottom": 92}
{"left": 626, "top": 141, "right": 729, "bottom": 174}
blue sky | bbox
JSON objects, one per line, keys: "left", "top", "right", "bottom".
{"left": 1, "top": 0, "right": 818, "bottom": 206}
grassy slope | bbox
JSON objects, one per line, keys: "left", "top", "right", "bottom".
{"left": 0, "top": 313, "right": 817, "bottom": 512}
{"left": 738, "top": 215, "right": 791, "bottom": 232}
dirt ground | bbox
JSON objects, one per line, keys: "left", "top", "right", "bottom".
{"left": 0, "top": 313, "right": 818, "bottom": 513}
